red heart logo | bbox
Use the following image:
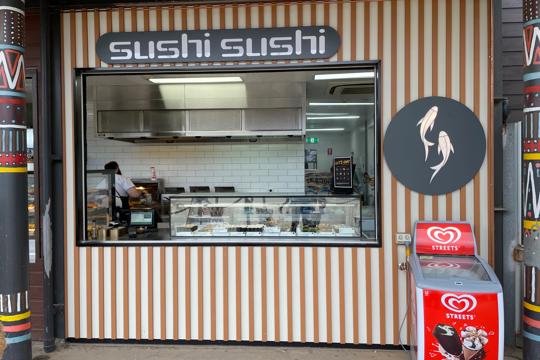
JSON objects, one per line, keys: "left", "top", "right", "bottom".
{"left": 426, "top": 226, "right": 461, "bottom": 245}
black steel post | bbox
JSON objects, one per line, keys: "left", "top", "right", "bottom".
{"left": 40, "top": 0, "right": 55, "bottom": 353}
{"left": 0, "top": 1, "right": 32, "bottom": 359}
{"left": 523, "top": 1, "right": 540, "bottom": 359}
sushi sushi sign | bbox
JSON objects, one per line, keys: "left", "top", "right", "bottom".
{"left": 96, "top": 26, "right": 340, "bottom": 64}
{"left": 423, "top": 289, "right": 501, "bottom": 360}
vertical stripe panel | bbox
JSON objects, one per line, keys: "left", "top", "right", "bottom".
{"left": 62, "top": 1, "right": 493, "bottom": 346}
{"left": 279, "top": 247, "right": 288, "bottom": 342}
{"left": 210, "top": 247, "right": 216, "bottom": 341}
{"left": 248, "top": 247, "right": 254, "bottom": 341}
{"left": 216, "top": 247, "right": 224, "bottom": 340}
{"left": 178, "top": 248, "right": 186, "bottom": 339}
{"left": 253, "top": 247, "right": 262, "bottom": 341}
{"left": 79, "top": 248, "right": 87, "bottom": 337}
{"left": 228, "top": 247, "right": 236, "bottom": 340}
{"left": 115, "top": 248, "right": 124, "bottom": 339}
{"left": 140, "top": 247, "right": 149, "bottom": 339}
{"left": 185, "top": 246, "right": 191, "bottom": 340}
{"left": 91, "top": 248, "right": 99, "bottom": 338}
{"left": 165, "top": 248, "right": 174, "bottom": 339}
{"left": 304, "top": 248, "right": 314, "bottom": 343}
{"left": 223, "top": 246, "right": 229, "bottom": 340}
{"left": 299, "top": 247, "right": 306, "bottom": 343}
{"left": 203, "top": 247, "right": 211, "bottom": 340}
{"left": 266, "top": 246, "right": 275, "bottom": 342}
{"left": 261, "top": 247, "right": 267, "bottom": 341}
{"left": 343, "top": 248, "right": 353, "bottom": 343}
{"left": 291, "top": 248, "right": 301, "bottom": 342}
{"left": 128, "top": 247, "right": 136, "bottom": 339}
{"left": 103, "top": 248, "right": 111, "bottom": 339}
{"left": 190, "top": 247, "right": 198, "bottom": 339}
{"left": 241, "top": 247, "right": 249, "bottom": 341}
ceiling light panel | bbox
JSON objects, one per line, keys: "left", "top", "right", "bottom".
{"left": 306, "top": 115, "right": 360, "bottom": 120}
{"left": 309, "top": 102, "right": 374, "bottom": 106}
{"left": 314, "top": 71, "right": 375, "bottom": 80}
{"left": 149, "top": 76, "right": 243, "bottom": 84}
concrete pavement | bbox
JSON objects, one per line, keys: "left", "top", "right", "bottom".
{"left": 32, "top": 342, "right": 409, "bottom": 360}
{"left": 30, "top": 342, "right": 523, "bottom": 360}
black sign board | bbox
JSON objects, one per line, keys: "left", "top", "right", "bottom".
{"left": 333, "top": 156, "right": 353, "bottom": 189}
{"left": 96, "top": 26, "right": 340, "bottom": 64}
{"left": 383, "top": 96, "right": 486, "bottom": 195}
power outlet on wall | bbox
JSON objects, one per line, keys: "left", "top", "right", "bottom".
{"left": 395, "top": 233, "right": 411, "bottom": 245}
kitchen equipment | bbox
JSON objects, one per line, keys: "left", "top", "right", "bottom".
{"left": 129, "top": 209, "right": 156, "bottom": 229}
{"left": 109, "top": 226, "right": 127, "bottom": 240}
{"left": 214, "top": 186, "right": 235, "bottom": 192}
{"left": 93, "top": 76, "right": 306, "bottom": 142}
{"left": 190, "top": 186, "right": 210, "bottom": 193}
{"left": 131, "top": 178, "right": 164, "bottom": 203}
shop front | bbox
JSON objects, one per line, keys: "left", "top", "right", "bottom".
{"left": 61, "top": 0, "right": 493, "bottom": 345}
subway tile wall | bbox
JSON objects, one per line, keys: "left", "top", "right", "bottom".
{"left": 86, "top": 118, "right": 305, "bottom": 193}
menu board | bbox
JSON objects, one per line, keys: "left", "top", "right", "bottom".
{"left": 333, "top": 156, "right": 353, "bottom": 189}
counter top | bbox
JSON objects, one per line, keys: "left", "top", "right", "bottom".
{"left": 164, "top": 192, "right": 361, "bottom": 198}
{"left": 117, "top": 228, "right": 171, "bottom": 241}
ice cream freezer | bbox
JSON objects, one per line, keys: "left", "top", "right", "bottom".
{"left": 409, "top": 222, "right": 503, "bottom": 360}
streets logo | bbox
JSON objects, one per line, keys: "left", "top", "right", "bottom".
{"left": 441, "top": 293, "right": 478, "bottom": 320}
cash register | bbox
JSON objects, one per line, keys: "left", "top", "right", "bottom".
{"left": 128, "top": 209, "right": 156, "bottom": 238}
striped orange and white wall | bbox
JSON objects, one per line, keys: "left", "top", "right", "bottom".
{"left": 61, "top": 0, "right": 493, "bottom": 345}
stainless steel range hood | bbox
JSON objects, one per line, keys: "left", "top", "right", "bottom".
{"left": 89, "top": 77, "right": 306, "bottom": 142}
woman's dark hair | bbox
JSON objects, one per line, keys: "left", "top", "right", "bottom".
{"left": 104, "top": 161, "right": 121, "bottom": 175}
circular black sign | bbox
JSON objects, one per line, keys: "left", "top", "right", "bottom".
{"left": 383, "top": 96, "right": 486, "bottom": 195}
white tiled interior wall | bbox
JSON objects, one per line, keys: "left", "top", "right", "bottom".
{"left": 86, "top": 116, "right": 305, "bottom": 193}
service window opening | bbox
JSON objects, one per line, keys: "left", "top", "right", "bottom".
{"left": 76, "top": 65, "right": 380, "bottom": 245}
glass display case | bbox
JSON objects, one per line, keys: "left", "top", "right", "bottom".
{"left": 169, "top": 194, "right": 373, "bottom": 244}
{"left": 86, "top": 170, "right": 115, "bottom": 240}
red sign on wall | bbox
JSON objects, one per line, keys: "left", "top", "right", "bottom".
{"left": 415, "top": 222, "right": 476, "bottom": 256}
{"left": 422, "top": 289, "right": 501, "bottom": 360}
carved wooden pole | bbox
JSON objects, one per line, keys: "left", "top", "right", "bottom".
{"left": 0, "top": 0, "right": 31, "bottom": 359}
{"left": 523, "top": 1, "right": 540, "bottom": 359}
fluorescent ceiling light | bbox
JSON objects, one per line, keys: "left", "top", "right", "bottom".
{"left": 306, "top": 112, "right": 348, "bottom": 116}
{"left": 306, "top": 128, "right": 345, "bottom": 132}
{"left": 149, "top": 76, "right": 243, "bottom": 84}
{"left": 309, "top": 102, "right": 374, "bottom": 106}
{"left": 314, "top": 71, "right": 375, "bottom": 80}
{"left": 307, "top": 115, "right": 360, "bottom": 120}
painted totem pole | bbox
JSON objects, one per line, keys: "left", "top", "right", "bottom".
{"left": 0, "top": 0, "right": 31, "bottom": 359}
{"left": 523, "top": 1, "right": 540, "bottom": 359}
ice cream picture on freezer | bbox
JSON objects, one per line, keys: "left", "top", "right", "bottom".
{"left": 432, "top": 324, "right": 491, "bottom": 360}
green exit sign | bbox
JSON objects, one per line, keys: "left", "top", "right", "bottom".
{"left": 306, "top": 137, "right": 319, "bottom": 144}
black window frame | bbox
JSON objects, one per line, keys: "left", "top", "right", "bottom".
{"left": 73, "top": 61, "right": 382, "bottom": 247}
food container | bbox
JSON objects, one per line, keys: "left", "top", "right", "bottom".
{"left": 176, "top": 224, "right": 198, "bottom": 232}
{"left": 263, "top": 226, "right": 280, "bottom": 233}
{"left": 97, "top": 227, "right": 108, "bottom": 240}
